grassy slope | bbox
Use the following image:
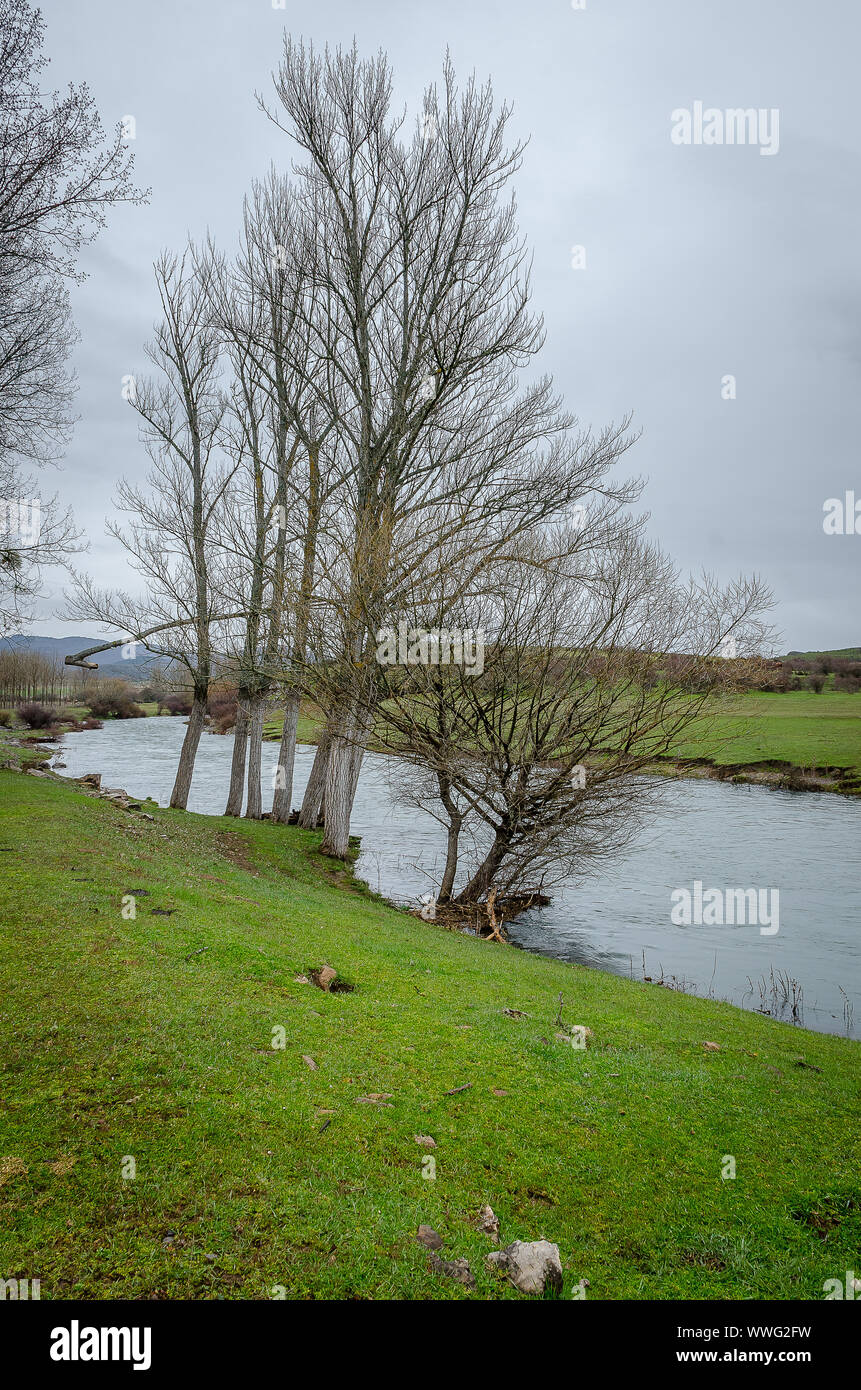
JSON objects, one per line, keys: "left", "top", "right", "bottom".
{"left": 1, "top": 770, "right": 860, "bottom": 1301}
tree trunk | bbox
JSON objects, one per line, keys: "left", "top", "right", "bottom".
{"left": 245, "top": 696, "right": 265, "bottom": 819}
{"left": 271, "top": 691, "right": 300, "bottom": 823}
{"left": 347, "top": 707, "right": 372, "bottom": 804}
{"left": 319, "top": 729, "right": 354, "bottom": 858}
{"left": 452, "top": 829, "right": 511, "bottom": 905}
{"left": 169, "top": 695, "right": 207, "bottom": 809}
{"left": 319, "top": 703, "right": 373, "bottom": 858}
{"left": 224, "top": 696, "right": 250, "bottom": 816}
{"left": 298, "top": 730, "right": 330, "bottom": 829}
{"left": 436, "top": 774, "right": 462, "bottom": 904}
{"left": 438, "top": 818, "right": 462, "bottom": 903}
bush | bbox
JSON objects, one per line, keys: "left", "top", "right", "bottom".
{"left": 159, "top": 692, "right": 193, "bottom": 716}
{"left": 85, "top": 677, "right": 146, "bottom": 720}
{"left": 18, "top": 702, "right": 57, "bottom": 729}
{"left": 0, "top": 709, "right": 12, "bottom": 727}
{"left": 207, "top": 691, "right": 238, "bottom": 733}
{"left": 807, "top": 674, "right": 826, "bottom": 694}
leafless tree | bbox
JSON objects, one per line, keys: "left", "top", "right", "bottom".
{"left": 258, "top": 41, "right": 572, "bottom": 857}
{"left": 66, "top": 251, "right": 235, "bottom": 808}
{"left": 376, "top": 508, "right": 776, "bottom": 911}
{"left": 0, "top": 0, "right": 144, "bottom": 630}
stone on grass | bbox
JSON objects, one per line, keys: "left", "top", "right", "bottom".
{"left": 478, "top": 1205, "right": 500, "bottom": 1243}
{"left": 486, "top": 1239, "right": 562, "bottom": 1295}
{"left": 428, "top": 1252, "right": 475, "bottom": 1288}
{"left": 416, "top": 1225, "right": 443, "bottom": 1250}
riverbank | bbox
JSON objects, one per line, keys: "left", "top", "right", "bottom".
{"left": 263, "top": 690, "right": 861, "bottom": 796}
{"left": 1, "top": 766, "right": 859, "bottom": 1299}
{"left": 4, "top": 685, "right": 857, "bottom": 796}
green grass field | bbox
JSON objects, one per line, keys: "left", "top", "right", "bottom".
{"left": 1, "top": 769, "right": 859, "bottom": 1300}
{"left": 669, "top": 691, "right": 861, "bottom": 774}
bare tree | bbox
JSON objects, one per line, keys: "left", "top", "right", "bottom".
{"left": 0, "top": 0, "right": 143, "bottom": 630}
{"left": 210, "top": 173, "right": 348, "bottom": 824}
{"left": 376, "top": 509, "right": 775, "bottom": 912}
{"left": 259, "top": 42, "right": 561, "bottom": 857}
{"left": 66, "top": 251, "right": 234, "bottom": 808}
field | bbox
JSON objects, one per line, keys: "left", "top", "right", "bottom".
{"left": 668, "top": 691, "right": 861, "bottom": 778}
{"left": 1, "top": 768, "right": 860, "bottom": 1300}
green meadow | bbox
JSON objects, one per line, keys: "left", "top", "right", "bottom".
{"left": 1, "top": 769, "right": 859, "bottom": 1299}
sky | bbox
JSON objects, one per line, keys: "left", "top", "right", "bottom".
{"left": 27, "top": 0, "right": 861, "bottom": 651}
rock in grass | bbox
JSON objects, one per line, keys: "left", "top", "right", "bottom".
{"left": 478, "top": 1205, "right": 500, "bottom": 1243}
{"left": 486, "top": 1239, "right": 562, "bottom": 1295}
{"left": 428, "top": 1251, "right": 475, "bottom": 1288}
{"left": 416, "top": 1225, "right": 444, "bottom": 1250}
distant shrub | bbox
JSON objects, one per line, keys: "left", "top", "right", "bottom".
{"left": 807, "top": 674, "right": 826, "bottom": 694}
{"left": 0, "top": 709, "right": 12, "bottom": 727}
{"left": 834, "top": 674, "right": 861, "bottom": 694}
{"left": 159, "top": 692, "right": 193, "bottom": 716}
{"left": 137, "top": 685, "right": 162, "bottom": 703}
{"left": 85, "top": 677, "right": 145, "bottom": 720}
{"left": 81, "top": 716, "right": 104, "bottom": 729}
{"left": 18, "top": 702, "right": 57, "bottom": 729}
{"left": 207, "top": 690, "right": 238, "bottom": 733}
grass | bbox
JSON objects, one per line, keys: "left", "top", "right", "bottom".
{"left": 1, "top": 768, "right": 860, "bottom": 1300}
{"left": 668, "top": 691, "right": 861, "bottom": 775}
{"left": 262, "top": 700, "right": 325, "bottom": 747}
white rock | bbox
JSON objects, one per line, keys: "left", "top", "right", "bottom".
{"left": 486, "top": 1239, "right": 563, "bottom": 1295}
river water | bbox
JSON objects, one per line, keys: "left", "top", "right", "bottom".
{"left": 52, "top": 715, "right": 861, "bottom": 1039}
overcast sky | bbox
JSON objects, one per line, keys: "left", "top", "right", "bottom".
{"left": 31, "top": 0, "right": 861, "bottom": 650}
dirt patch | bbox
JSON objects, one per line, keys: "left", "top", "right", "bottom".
{"left": 791, "top": 1192, "right": 861, "bottom": 1240}
{"left": 678, "top": 1249, "right": 727, "bottom": 1272}
{"left": 214, "top": 831, "right": 258, "bottom": 874}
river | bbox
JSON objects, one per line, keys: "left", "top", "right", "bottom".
{"left": 52, "top": 715, "right": 861, "bottom": 1039}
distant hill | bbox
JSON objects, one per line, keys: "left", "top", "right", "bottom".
{"left": 785, "top": 647, "right": 861, "bottom": 660}
{"left": 0, "top": 634, "right": 165, "bottom": 677}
